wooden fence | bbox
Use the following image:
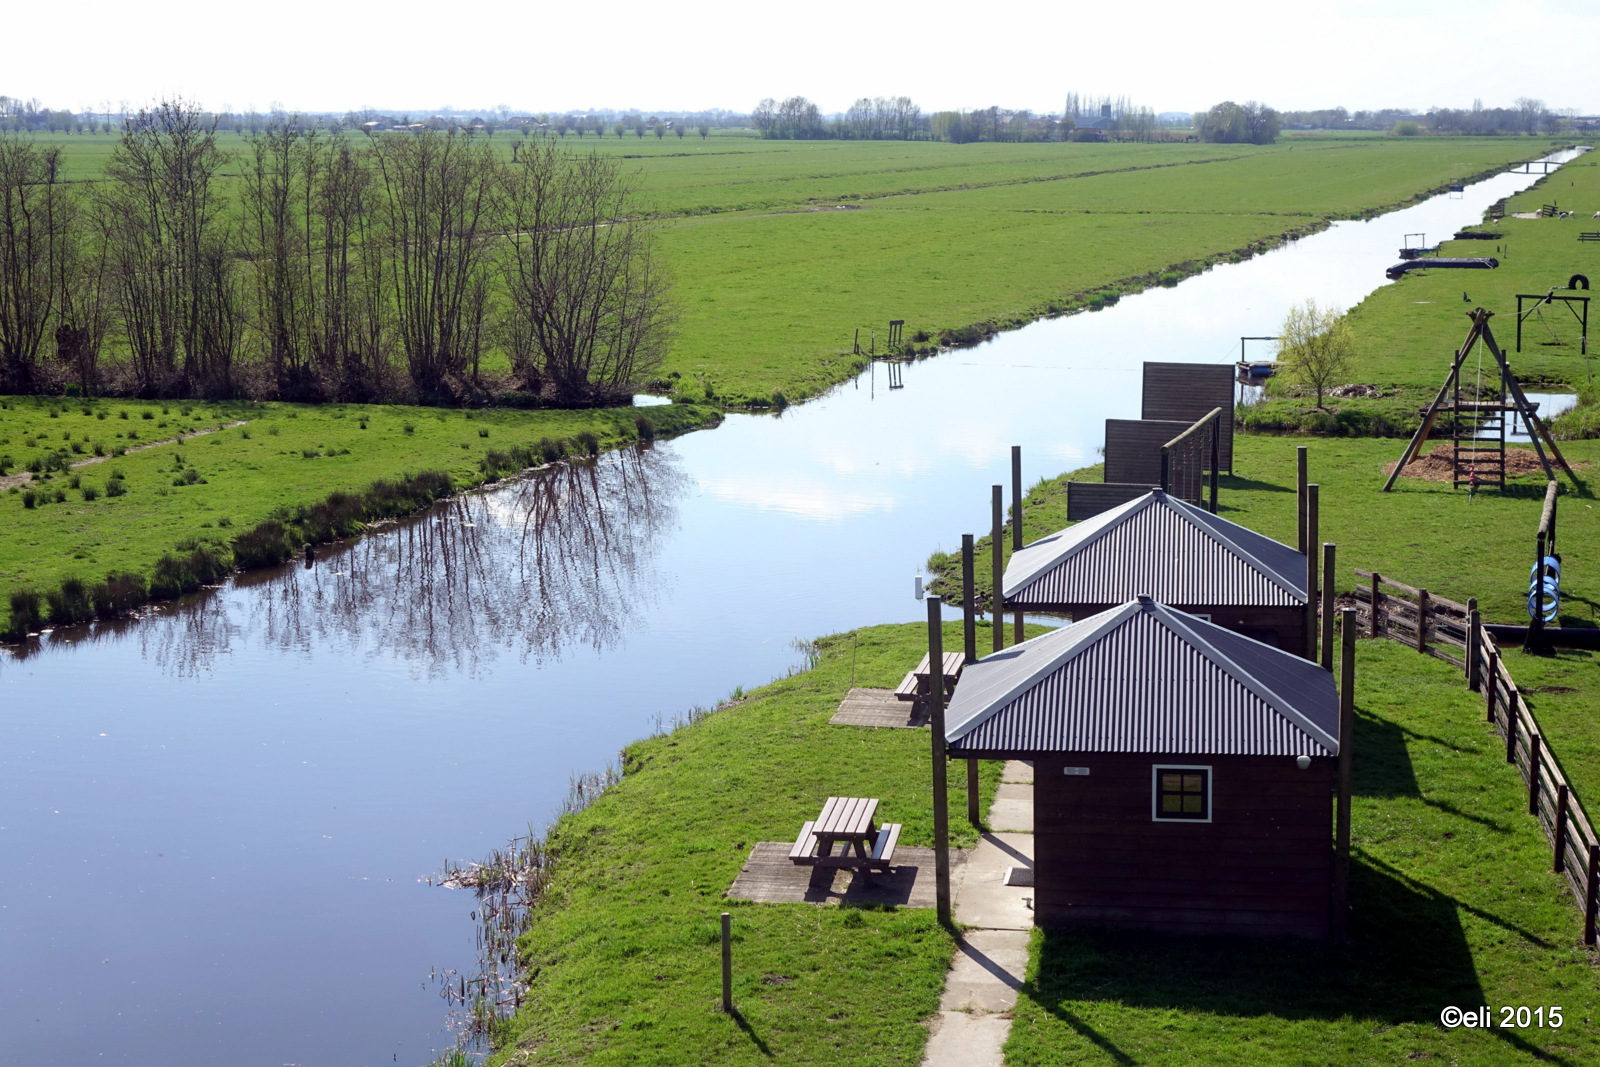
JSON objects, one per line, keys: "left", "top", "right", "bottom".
{"left": 1351, "top": 568, "right": 1600, "bottom": 942}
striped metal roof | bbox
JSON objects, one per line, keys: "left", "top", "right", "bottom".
{"left": 946, "top": 598, "right": 1339, "bottom": 757}
{"left": 1003, "top": 489, "right": 1305, "bottom": 608}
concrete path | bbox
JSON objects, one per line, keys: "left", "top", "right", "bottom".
{"left": 920, "top": 760, "right": 1034, "bottom": 1067}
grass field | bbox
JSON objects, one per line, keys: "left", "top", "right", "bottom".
{"left": 25, "top": 132, "right": 1563, "bottom": 406}
{"left": 1004, "top": 639, "right": 1600, "bottom": 1066}
{"left": 0, "top": 396, "right": 715, "bottom": 633}
{"left": 493, "top": 621, "right": 1001, "bottom": 1066}
{"left": 1243, "top": 151, "right": 1600, "bottom": 437}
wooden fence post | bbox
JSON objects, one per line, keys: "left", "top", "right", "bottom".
{"left": 1529, "top": 530, "right": 1548, "bottom": 654}
{"left": 991, "top": 487, "right": 1004, "bottom": 653}
{"left": 1529, "top": 734, "right": 1542, "bottom": 816}
{"left": 1486, "top": 651, "right": 1499, "bottom": 722}
{"left": 1209, "top": 417, "right": 1220, "bottom": 514}
{"left": 1009, "top": 453, "right": 1024, "bottom": 647}
{"left": 967, "top": 758, "right": 980, "bottom": 828}
{"left": 927, "top": 595, "right": 951, "bottom": 926}
{"left": 1416, "top": 589, "right": 1429, "bottom": 654}
{"left": 1321, "top": 543, "right": 1336, "bottom": 671}
{"left": 1370, "top": 572, "right": 1381, "bottom": 637}
{"left": 1586, "top": 845, "right": 1600, "bottom": 946}
{"left": 1333, "top": 607, "right": 1355, "bottom": 945}
{"left": 1297, "top": 446, "right": 1308, "bottom": 556}
{"left": 1555, "top": 785, "right": 1570, "bottom": 875}
{"left": 1305, "top": 485, "right": 1319, "bottom": 661}
{"left": 961, "top": 534, "right": 977, "bottom": 665}
{"left": 721, "top": 912, "right": 733, "bottom": 1013}
{"left": 1467, "top": 598, "right": 1481, "bottom": 691}
{"left": 1506, "top": 692, "right": 1519, "bottom": 764}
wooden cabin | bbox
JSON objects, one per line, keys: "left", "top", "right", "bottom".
{"left": 1003, "top": 488, "right": 1308, "bottom": 655}
{"left": 947, "top": 596, "right": 1341, "bottom": 939}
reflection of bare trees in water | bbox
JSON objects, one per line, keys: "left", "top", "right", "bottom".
{"left": 0, "top": 443, "right": 683, "bottom": 679}
{"left": 253, "top": 441, "right": 682, "bottom": 674}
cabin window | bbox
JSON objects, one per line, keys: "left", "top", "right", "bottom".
{"left": 1152, "top": 765, "right": 1211, "bottom": 822}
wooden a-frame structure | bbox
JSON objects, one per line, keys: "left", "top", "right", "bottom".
{"left": 1383, "top": 308, "right": 1577, "bottom": 492}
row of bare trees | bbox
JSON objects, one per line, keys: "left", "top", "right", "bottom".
{"left": 0, "top": 100, "right": 672, "bottom": 405}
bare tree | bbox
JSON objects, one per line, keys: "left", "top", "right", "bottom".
{"left": 242, "top": 119, "right": 324, "bottom": 398}
{"left": 315, "top": 139, "right": 389, "bottom": 400}
{"left": 0, "top": 134, "right": 73, "bottom": 392}
{"left": 367, "top": 127, "right": 497, "bottom": 399}
{"left": 498, "top": 143, "right": 674, "bottom": 405}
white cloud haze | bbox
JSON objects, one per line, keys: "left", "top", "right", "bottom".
{"left": 8, "top": 0, "right": 1595, "bottom": 117}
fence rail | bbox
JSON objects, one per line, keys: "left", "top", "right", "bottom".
{"left": 1353, "top": 567, "right": 1600, "bottom": 942}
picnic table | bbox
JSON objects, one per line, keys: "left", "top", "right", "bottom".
{"left": 893, "top": 651, "right": 966, "bottom": 702}
{"left": 788, "top": 796, "right": 902, "bottom": 874}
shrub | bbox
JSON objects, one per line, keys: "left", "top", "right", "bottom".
{"left": 576, "top": 430, "right": 600, "bottom": 456}
{"left": 480, "top": 450, "right": 513, "bottom": 477}
{"left": 46, "top": 576, "right": 93, "bottom": 626}
{"left": 3, "top": 589, "right": 43, "bottom": 639}
{"left": 105, "top": 477, "right": 127, "bottom": 497}
{"left": 362, "top": 470, "right": 453, "bottom": 520}
{"left": 118, "top": 410, "right": 128, "bottom": 419}
{"left": 141, "top": 411, "right": 153, "bottom": 420}
{"left": 21, "top": 490, "right": 36, "bottom": 509}
{"left": 478, "top": 427, "right": 490, "bottom": 438}
{"left": 185, "top": 544, "right": 230, "bottom": 585}
{"left": 147, "top": 554, "right": 193, "bottom": 599}
{"left": 295, "top": 491, "right": 365, "bottom": 542}
{"left": 52, "top": 489, "right": 65, "bottom": 503}
{"left": 232, "top": 520, "right": 298, "bottom": 569}
{"left": 93, "top": 442, "right": 105, "bottom": 456}
{"left": 402, "top": 422, "right": 415, "bottom": 435}
{"left": 539, "top": 437, "right": 567, "bottom": 462}
{"left": 635, "top": 416, "right": 656, "bottom": 441}
{"left": 91, "top": 572, "right": 147, "bottom": 619}
{"left": 771, "top": 391, "right": 789, "bottom": 410}
{"left": 81, "top": 485, "right": 99, "bottom": 501}
{"left": 69, "top": 474, "right": 81, "bottom": 489}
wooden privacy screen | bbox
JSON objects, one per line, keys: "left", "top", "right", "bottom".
{"left": 1103, "top": 419, "right": 1190, "bottom": 487}
{"left": 1142, "top": 362, "right": 1236, "bottom": 472}
{"left": 1064, "top": 482, "right": 1152, "bottom": 521}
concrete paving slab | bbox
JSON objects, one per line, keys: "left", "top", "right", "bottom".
{"left": 954, "top": 832, "right": 1035, "bottom": 931}
{"left": 988, "top": 782, "right": 1034, "bottom": 832}
{"left": 1001, "top": 760, "right": 1033, "bottom": 783}
{"left": 938, "top": 929, "right": 1029, "bottom": 1012}
{"left": 921, "top": 1010, "right": 1011, "bottom": 1067}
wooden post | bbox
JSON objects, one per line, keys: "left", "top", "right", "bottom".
{"left": 1321, "top": 543, "right": 1336, "bottom": 672}
{"left": 1506, "top": 692, "right": 1519, "bottom": 764}
{"left": 1209, "top": 417, "right": 1220, "bottom": 514}
{"left": 1011, "top": 446, "right": 1023, "bottom": 551}
{"left": 1370, "top": 572, "right": 1381, "bottom": 637}
{"left": 991, "top": 487, "right": 1004, "bottom": 653}
{"left": 967, "top": 757, "right": 980, "bottom": 827}
{"left": 1554, "top": 784, "right": 1570, "bottom": 875}
{"left": 1529, "top": 531, "right": 1548, "bottom": 654}
{"left": 1297, "top": 446, "right": 1308, "bottom": 555}
{"left": 1586, "top": 845, "right": 1600, "bottom": 945}
{"left": 1333, "top": 606, "right": 1355, "bottom": 945}
{"left": 1305, "top": 485, "right": 1319, "bottom": 660}
{"left": 1467, "top": 598, "right": 1481, "bottom": 690}
{"left": 1416, "top": 589, "right": 1429, "bottom": 654}
{"left": 1486, "top": 650, "right": 1499, "bottom": 722}
{"left": 1529, "top": 734, "right": 1542, "bottom": 815}
{"left": 720, "top": 912, "right": 733, "bottom": 1013}
{"left": 961, "top": 534, "right": 977, "bottom": 665}
{"left": 927, "top": 595, "right": 951, "bottom": 925}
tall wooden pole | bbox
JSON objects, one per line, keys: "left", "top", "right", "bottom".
{"left": 1012, "top": 447, "right": 1024, "bottom": 646}
{"left": 720, "top": 912, "right": 733, "bottom": 1013}
{"left": 1305, "top": 484, "right": 1320, "bottom": 661}
{"left": 1467, "top": 597, "right": 1481, "bottom": 690}
{"left": 1296, "top": 446, "right": 1308, "bottom": 555}
{"left": 927, "top": 595, "right": 951, "bottom": 925}
{"left": 1209, "top": 417, "right": 1220, "bottom": 513}
{"left": 991, "top": 485, "right": 1004, "bottom": 653}
{"left": 961, "top": 534, "right": 977, "bottom": 665}
{"left": 1321, "top": 543, "right": 1337, "bottom": 671}
{"left": 1333, "top": 606, "right": 1355, "bottom": 944}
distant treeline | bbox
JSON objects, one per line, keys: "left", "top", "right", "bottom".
{"left": 752, "top": 94, "right": 1187, "bottom": 143}
{"left": 1281, "top": 99, "right": 1578, "bottom": 135}
{"left": 0, "top": 102, "right": 672, "bottom": 405}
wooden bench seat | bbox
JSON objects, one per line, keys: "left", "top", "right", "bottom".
{"left": 788, "top": 821, "right": 818, "bottom": 865}
{"left": 1580, "top": 232, "right": 1600, "bottom": 241}
{"left": 869, "top": 823, "right": 902, "bottom": 869}
{"left": 893, "top": 671, "right": 920, "bottom": 701}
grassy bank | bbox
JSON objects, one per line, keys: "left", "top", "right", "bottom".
{"left": 493, "top": 621, "right": 1001, "bottom": 1065}
{"left": 1005, "top": 639, "right": 1600, "bottom": 1066}
{"left": 1242, "top": 151, "right": 1598, "bottom": 438}
{"left": 0, "top": 396, "right": 717, "bottom": 636}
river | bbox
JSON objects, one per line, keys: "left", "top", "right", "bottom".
{"left": 0, "top": 150, "right": 1580, "bottom": 1066}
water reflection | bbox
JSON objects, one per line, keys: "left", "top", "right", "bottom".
{"left": 7, "top": 444, "right": 684, "bottom": 679}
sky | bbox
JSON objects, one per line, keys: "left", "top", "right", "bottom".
{"left": 7, "top": 0, "right": 1596, "bottom": 118}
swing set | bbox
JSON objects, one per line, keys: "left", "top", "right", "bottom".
{"left": 1383, "top": 308, "right": 1578, "bottom": 494}
{"left": 1515, "top": 274, "right": 1590, "bottom": 360}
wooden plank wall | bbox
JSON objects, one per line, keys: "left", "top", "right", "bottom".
{"left": 1064, "top": 482, "right": 1153, "bottom": 521}
{"left": 1142, "top": 362, "right": 1236, "bottom": 472}
{"left": 1104, "top": 419, "right": 1191, "bottom": 486}
{"left": 1034, "top": 753, "right": 1333, "bottom": 938}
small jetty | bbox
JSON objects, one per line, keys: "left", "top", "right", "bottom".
{"left": 1386, "top": 257, "right": 1498, "bottom": 280}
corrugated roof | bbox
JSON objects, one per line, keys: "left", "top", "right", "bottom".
{"left": 1004, "top": 489, "right": 1305, "bottom": 608}
{"left": 946, "top": 598, "right": 1339, "bottom": 757}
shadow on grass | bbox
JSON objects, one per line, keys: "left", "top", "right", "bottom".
{"left": 1018, "top": 855, "right": 1570, "bottom": 1064}
{"left": 1217, "top": 474, "right": 1293, "bottom": 494}
{"left": 727, "top": 1008, "right": 773, "bottom": 1057}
